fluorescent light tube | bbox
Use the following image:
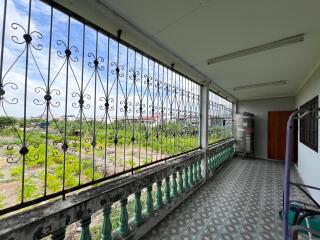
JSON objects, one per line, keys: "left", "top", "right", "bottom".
{"left": 207, "top": 34, "right": 304, "bottom": 65}
{"left": 233, "top": 80, "right": 287, "bottom": 91}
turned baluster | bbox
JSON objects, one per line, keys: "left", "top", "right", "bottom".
{"left": 171, "top": 172, "right": 178, "bottom": 198}
{"left": 178, "top": 170, "right": 184, "bottom": 193}
{"left": 80, "top": 215, "right": 92, "bottom": 240}
{"left": 118, "top": 197, "right": 130, "bottom": 237}
{"left": 184, "top": 167, "right": 189, "bottom": 190}
{"left": 145, "top": 185, "right": 154, "bottom": 217}
{"left": 155, "top": 181, "right": 163, "bottom": 209}
{"left": 164, "top": 176, "right": 171, "bottom": 203}
{"left": 133, "top": 191, "right": 143, "bottom": 226}
{"left": 189, "top": 164, "right": 194, "bottom": 186}
{"left": 100, "top": 206, "right": 112, "bottom": 240}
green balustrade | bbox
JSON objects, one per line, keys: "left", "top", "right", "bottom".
{"left": 164, "top": 176, "right": 171, "bottom": 204}
{"left": 155, "top": 181, "right": 163, "bottom": 210}
{"left": 145, "top": 186, "right": 154, "bottom": 217}
{"left": 133, "top": 191, "right": 143, "bottom": 226}
{"left": 118, "top": 197, "right": 130, "bottom": 237}
{"left": 171, "top": 173, "right": 178, "bottom": 198}
{"left": 178, "top": 170, "right": 184, "bottom": 193}
{"left": 51, "top": 228, "right": 66, "bottom": 240}
{"left": 80, "top": 215, "right": 92, "bottom": 240}
{"left": 184, "top": 167, "right": 189, "bottom": 190}
{"left": 101, "top": 206, "right": 112, "bottom": 240}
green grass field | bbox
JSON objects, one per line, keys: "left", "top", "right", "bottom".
{"left": 0, "top": 117, "right": 230, "bottom": 209}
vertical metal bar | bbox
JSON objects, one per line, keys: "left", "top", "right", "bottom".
{"left": 79, "top": 24, "right": 85, "bottom": 184}
{"left": 44, "top": 6, "right": 53, "bottom": 196}
{"left": 62, "top": 16, "right": 71, "bottom": 198}
{"left": 131, "top": 50, "right": 136, "bottom": 174}
{"left": 173, "top": 70, "right": 176, "bottom": 154}
{"left": 166, "top": 67, "right": 169, "bottom": 159}
{"left": 156, "top": 63, "right": 160, "bottom": 161}
{"left": 104, "top": 37, "right": 110, "bottom": 177}
{"left": 21, "top": 0, "right": 32, "bottom": 203}
{"left": 283, "top": 111, "right": 297, "bottom": 240}
{"left": 138, "top": 55, "right": 143, "bottom": 167}
{"left": 0, "top": 0, "right": 7, "bottom": 84}
{"left": 170, "top": 68, "right": 173, "bottom": 156}
{"left": 114, "top": 39, "right": 120, "bottom": 174}
{"left": 160, "top": 65, "right": 164, "bottom": 160}
{"left": 145, "top": 59, "right": 149, "bottom": 164}
{"left": 178, "top": 74, "right": 181, "bottom": 153}
{"left": 92, "top": 30, "right": 98, "bottom": 181}
{"left": 187, "top": 80, "right": 193, "bottom": 149}
{"left": 183, "top": 77, "right": 186, "bottom": 151}
{"left": 123, "top": 47, "right": 128, "bottom": 171}
{"left": 151, "top": 61, "right": 155, "bottom": 162}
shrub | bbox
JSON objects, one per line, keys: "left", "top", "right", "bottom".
{"left": 10, "top": 166, "right": 22, "bottom": 177}
{"left": 18, "top": 177, "right": 40, "bottom": 201}
{"left": 0, "top": 116, "right": 16, "bottom": 129}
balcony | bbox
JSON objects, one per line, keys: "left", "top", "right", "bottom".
{"left": 0, "top": 0, "right": 320, "bottom": 240}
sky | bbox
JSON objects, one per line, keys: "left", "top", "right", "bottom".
{"left": 0, "top": 0, "right": 230, "bottom": 121}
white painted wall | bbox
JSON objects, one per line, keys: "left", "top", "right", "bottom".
{"left": 238, "top": 97, "right": 295, "bottom": 159}
{"left": 296, "top": 65, "right": 320, "bottom": 202}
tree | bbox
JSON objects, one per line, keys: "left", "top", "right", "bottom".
{"left": 0, "top": 116, "right": 16, "bottom": 129}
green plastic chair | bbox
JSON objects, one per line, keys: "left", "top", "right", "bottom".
{"left": 279, "top": 183, "right": 320, "bottom": 239}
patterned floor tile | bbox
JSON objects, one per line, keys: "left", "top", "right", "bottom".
{"left": 142, "top": 158, "right": 312, "bottom": 240}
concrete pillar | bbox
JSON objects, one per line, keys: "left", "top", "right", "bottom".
{"left": 200, "top": 84, "right": 209, "bottom": 180}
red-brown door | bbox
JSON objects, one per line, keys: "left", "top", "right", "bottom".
{"left": 268, "top": 111, "right": 293, "bottom": 160}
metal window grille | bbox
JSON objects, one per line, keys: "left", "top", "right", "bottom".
{"left": 0, "top": 0, "right": 201, "bottom": 214}
{"left": 208, "top": 91, "right": 232, "bottom": 145}
{"left": 300, "top": 96, "right": 318, "bottom": 152}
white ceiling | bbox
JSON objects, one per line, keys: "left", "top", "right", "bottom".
{"left": 99, "top": 0, "right": 320, "bottom": 100}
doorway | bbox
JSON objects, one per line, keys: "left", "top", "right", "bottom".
{"left": 268, "top": 111, "right": 297, "bottom": 162}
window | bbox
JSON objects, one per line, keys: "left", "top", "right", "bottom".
{"left": 208, "top": 91, "right": 233, "bottom": 144}
{"left": 300, "top": 96, "right": 318, "bottom": 152}
{"left": 0, "top": 0, "right": 200, "bottom": 212}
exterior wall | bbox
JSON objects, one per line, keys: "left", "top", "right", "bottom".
{"left": 296, "top": 65, "right": 320, "bottom": 202}
{"left": 238, "top": 97, "right": 295, "bottom": 159}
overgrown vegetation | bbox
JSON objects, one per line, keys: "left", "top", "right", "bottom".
{"left": 0, "top": 116, "right": 230, "bottom": 209}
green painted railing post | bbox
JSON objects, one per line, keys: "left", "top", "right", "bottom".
{"left": 51, "top": 228, "right": 66, "bottom": 240}
{"left": 171, "top": 172, "right": 177, "bottom": 198}
{"left": 193, "top": 163, "right": 198, "bottom": 182}
{"left": 100, "top": 206, "right": 112, "bottom": 240}
{"left": 155, "top": 181, "right": 163, "bottom": 210}
{"left": 178, "top": 170, "right": 184, "bottom": 193}
{"left": 198, "top": 160, "right": 202, "bottom": 179}
{"left": 80, "top": 215, "right": 92, "bottom": 240}
{"left": 184, "top": 167, "right": 189, "bottom": 189}
{"left": 133, "top": 191, "right": 143, "bottom": 226}
{"left": 189, "top": 164, "right": 194, "bottom": 186}
{"left": 118, "top": 197, "right": 130, "bottom": 237}
{"left": 145, "top": 185, "right": 154, "bottom": 217}
{"left": 164, "top": 176, "right": 171, "bottom": 203}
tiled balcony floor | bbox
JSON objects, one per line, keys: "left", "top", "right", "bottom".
{"left": 142, "top": 158, "right": 312, "bottom": 240}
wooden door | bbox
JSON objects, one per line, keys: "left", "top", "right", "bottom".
{"left": 268, "top": 111, "right": 293, "bottom": 160}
